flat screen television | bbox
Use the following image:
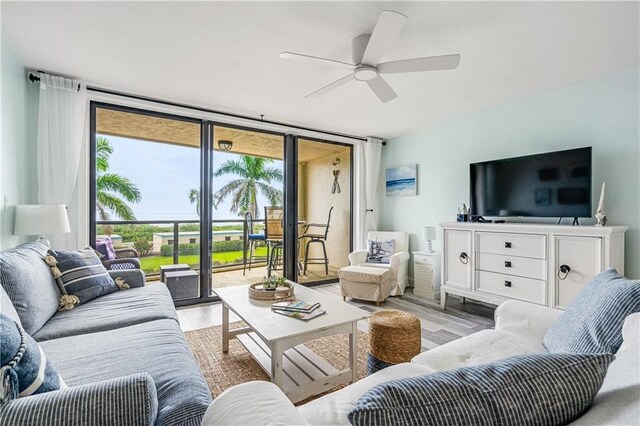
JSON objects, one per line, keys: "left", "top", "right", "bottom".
{"left": 470, "top": 147, "right": 592, "bottom": 218}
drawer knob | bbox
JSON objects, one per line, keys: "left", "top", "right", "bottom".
{"left": 504, "top": 261, "right": 512, "bottom": 268}
{"left": 459, "top": 252, "right": 469, "bottom": 265}
{"left": 504, "top": 242, "right": 512, "bottom": 248}
{"left": 558, "top": 264, "right": 571, "bottom": 280}
{"left": 504, "top": 280, "right": 512, "bottom": 287}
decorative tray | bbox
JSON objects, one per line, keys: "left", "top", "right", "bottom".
{"left": 248, "top": 282, "right": 294, "bottom": 301}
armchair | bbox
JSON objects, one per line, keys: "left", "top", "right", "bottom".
{"left": 349, "top": 231, "right": 410, "bottom": 295}
{"left": 102, "top": 247, "right": 141, "bottom": 270}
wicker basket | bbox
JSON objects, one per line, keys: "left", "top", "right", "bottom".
{"left": 248, "top": 282, "right": 294, "bottom": 301}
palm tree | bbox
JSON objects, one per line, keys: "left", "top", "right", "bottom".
{"left": 189, "top": 156, "right": 283, "bottom": 219}
{"left": 96, "top": 137, "right": 142, "bottom": 221}
{"left": 188, "top": 188, "right": 200, "bottom": 216}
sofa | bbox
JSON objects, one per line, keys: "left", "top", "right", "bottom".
{"left": 202, "top": 300, "right": 640, "bottom": 425}
{"left": 348, "top": 231, "right": 410, "bottom": 296}
{"left": 0, "top": 242, "right": 212, "bottom": 426}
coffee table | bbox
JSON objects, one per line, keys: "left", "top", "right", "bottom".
{"left": 214, "top": 283, "right": 369, "bottom": 402}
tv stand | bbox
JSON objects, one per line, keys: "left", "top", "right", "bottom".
{"left": 572, "top": 217, "right": 580, "bottom": 226}
{"left": 439, "top": 222, "right": 627, "bottom": 310}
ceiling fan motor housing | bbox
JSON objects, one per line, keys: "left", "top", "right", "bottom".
{"left": 354, "top": 66, "right": 378, "bottom": 81}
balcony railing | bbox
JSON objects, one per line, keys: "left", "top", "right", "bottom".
{"left": 96, "top": 219, "right": 267, "bottom": 277}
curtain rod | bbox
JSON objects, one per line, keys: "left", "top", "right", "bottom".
{"left": 28, "top": 72, "right": 381, "bottom": 144}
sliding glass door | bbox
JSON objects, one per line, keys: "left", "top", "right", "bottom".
{"left": 90, "top": 102, "right": 353, "bottom": 306}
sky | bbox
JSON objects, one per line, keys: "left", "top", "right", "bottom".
{"left": 103, "top": 135, "right": 283, "bottom": 222}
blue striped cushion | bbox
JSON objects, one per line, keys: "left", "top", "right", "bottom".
{"left": 348, "top": 353, "right": 613, "bottom": 426}
{"left": 45, "top": 248, "right": 119, "bottom": 310}
{"left": 544, "top": 268, "right": 640, "bottom": 354}
{"left": 0, "top": 313, "right": 65, "bottom": 402}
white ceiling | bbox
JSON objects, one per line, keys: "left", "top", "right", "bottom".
{"left": 2, "top": 1, "right": 638, "bottom": 139}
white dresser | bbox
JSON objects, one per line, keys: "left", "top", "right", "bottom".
{"left": 412, "top": 251, "right": 441, "bottom": 300}
{"left": 440, "top": 222, "right": 627, "bottom": 310}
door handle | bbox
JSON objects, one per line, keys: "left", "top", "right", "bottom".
{"left": 459, "top": 252, "right": 469, "bottom": 264}
{"left": 504, "top": 280, "right": 512, "bottom": 287}
{"left": 504, "top": 261, "right": 512, "bottom": 268}
{"left": 504, "top": 242, "right": 512, "bottom": 248}
{"left": 558, "top": 264, "right": 571, "bottom": 280}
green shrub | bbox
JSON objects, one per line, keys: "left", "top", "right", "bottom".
{"left": 160, "top": 244, "right": 173, "bottom": 256}
{"left": 133, "top": 237, "right": 153, "bottom": 257}
{"left": 213, "top": 240, "right": 244, "bottom": 252}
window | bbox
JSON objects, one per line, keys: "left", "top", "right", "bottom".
{"left": 190, "top": 238, "right": 197, "bottom": 244}
{"left": 224, "top": 236, "right": 231, "bottom": 241}
{"left": 167, "top": 239, "right": 174, "bottom": 246}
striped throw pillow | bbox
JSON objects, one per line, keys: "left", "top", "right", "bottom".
{"left": 0, "top": 313, "right": 65, "bottom": 402}
{"left": 348, "top": 353, "right": 613, "bottom": 426}
{"left": 544, "top": 268, "right": 640, "bottom": 354}
{"left": 45, "top": 248, "right": 120, "bottom": 310}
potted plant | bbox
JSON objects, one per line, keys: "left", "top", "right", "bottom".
{"left": 261, "top": 275, "right": 287, "bottom": 291}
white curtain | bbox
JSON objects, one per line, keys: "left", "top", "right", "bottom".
{"left": 353, "top": 137, "right": 384, "bottom": 250}
{"left": 37, "top": 73, "right": 87, "bottom": 249}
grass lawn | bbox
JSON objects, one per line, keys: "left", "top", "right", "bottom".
{"left": 139, "top": 247, "right": 268, "bottom": 274}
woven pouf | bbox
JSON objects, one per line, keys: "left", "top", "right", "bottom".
{"left": 367, "top": 310, "right": 421, "bottom": 375}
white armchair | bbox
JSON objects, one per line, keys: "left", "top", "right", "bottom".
{"left": 348, "top": 231, "right": 410, "bottom": 296}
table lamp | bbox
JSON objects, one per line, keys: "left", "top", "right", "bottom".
{"left": 14, "top": 204, "right": 70, "bottom": 247}
{"left": 422, "top": 226, "right": 437, "bottom": 253}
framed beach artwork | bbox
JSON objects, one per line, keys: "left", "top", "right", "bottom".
{"left": 386, "top": 164, "right": 417, "bottom": 196}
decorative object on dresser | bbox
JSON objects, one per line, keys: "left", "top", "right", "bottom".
{"left": 440, "top": 222, "right": 627, "bottom": 310}
{"left": 13, "top": 204, "right": 70, "bottom": 247}
{"left": 595, "top": 181, "right": 608, "bottom": 226}
{"left": 422, "top": 226, "right": 437, "bottom": 253}
{"left": 412, "top": 251, "right": 441, "bottom": 300}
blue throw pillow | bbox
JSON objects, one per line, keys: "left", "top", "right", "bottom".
{"left": 366, "top": 239, "right": 395, "bottom": 264}
{"left": 348, "top": 353, "right": 613, "bottom": 426}
{"left": 0, "top": 313, "right": 65, "bottom": 402}
{"left": 544, "top": 268, "right": 640, "bottom": 354}
{"left": 44, "top": 248, "right": 122, "bottom": 310}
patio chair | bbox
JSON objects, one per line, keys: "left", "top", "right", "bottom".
{"left": 243, "top": 212, "right": 267, "bottom": 275}
{"left": 96, "top": 237, "right": 141, "bottom": 270}
{"left": 300, "top": 206, "right": 333, "bottom": 275}
{"left": 264, "top": 206, "right": 284, "bottom": 276}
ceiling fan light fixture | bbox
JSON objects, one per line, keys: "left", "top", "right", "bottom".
{"left": 218, "top": 140, "right": 233, "bottom": 151}
{"left": 353, "top": 66, "right": 378, "bottom": 81}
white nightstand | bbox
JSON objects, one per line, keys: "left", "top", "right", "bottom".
{"left": 412, "top": 251, "right": 441, "bottom": 300}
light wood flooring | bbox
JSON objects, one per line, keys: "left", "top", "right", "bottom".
{"left": 178, "top": 283, "right": 495, "bottom": 352}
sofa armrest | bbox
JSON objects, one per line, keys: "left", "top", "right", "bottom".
{"left": 495, "top": 300, "right": 563, "bottom": 343}
{"left": 202, "top": 381, "right": 309, "bottom": 426}
{"left": 108, "top": 269, "right": 146, "bottom": 288}
{"left": 348, "top": 250, "right": 368, "bottom": 266}
{"left": 0, "top": 373, "right": 157, "bottom": 426}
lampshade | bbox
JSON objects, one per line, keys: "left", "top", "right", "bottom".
{"left": 14, "top": 204, "right": 70, "bottom": 236}
{"left": 422, "top": 226, "right": 437, "bottom": 241}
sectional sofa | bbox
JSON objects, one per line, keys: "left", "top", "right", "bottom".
{"left": 0, "top": 242, "right": 211, "bottom": 426}
{"left": 203, "top": 301, "right": 640, "bottom": 425}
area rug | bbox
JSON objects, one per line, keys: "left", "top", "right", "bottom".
{"left": 184, "top": 322, "right": 369, "bottom": 404}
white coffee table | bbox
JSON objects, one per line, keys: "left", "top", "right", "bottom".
{"left": 214, "top": 283, "right": 369, "bottom": 402}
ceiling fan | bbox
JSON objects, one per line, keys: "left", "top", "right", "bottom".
{"left": 279, "top": 10, "right": 461, "bottom": 103}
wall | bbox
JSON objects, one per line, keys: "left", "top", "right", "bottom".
{"left": 380, "top": 69, "right": 640, "bottom": 278}
{"left": 0, "top": 38, "right": 38, "bottom": 249}
{"left": 303, "top": 148, "right": 352, "bottom": 271}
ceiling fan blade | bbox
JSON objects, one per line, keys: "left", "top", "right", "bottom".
{"left": 378, "top": 54, "right": 461, "bottom": 74}
{"left": 366, "top": 75, "right": 397, "bottom": 103}
{"left": 360, "top": 10, "right": 408, "bottom": 66}
{"left": 279, "top": 52, "right": 355, "bottom": 70}
{"left": 306, "top": 73, "right": 354, "bottom": 98}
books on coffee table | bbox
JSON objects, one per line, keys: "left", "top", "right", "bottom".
{"left": 271, "top": 300, "right": 320, "bottom": 313}
{"left": 272, "top": 308, "right": 326, "bottom": 321}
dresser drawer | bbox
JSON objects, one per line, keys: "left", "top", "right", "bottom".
{"left": 476, "top": 271, "right": 545, "bottom": 305}
{"left": 476, "top": 253, "right": 546, "bottom": 280}
{"left": 476, "top": 232, "right": 546, "bottom": 259}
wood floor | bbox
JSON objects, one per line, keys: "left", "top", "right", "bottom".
{"left": 178, "top": 283, "right": 495, "bottom": 352}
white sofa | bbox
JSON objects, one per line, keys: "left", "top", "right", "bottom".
{"left": 348, "top": 231, "right": 410, "bottom": 296}
{"left": 202, "top": 300, "right": 640, "bottom": 426}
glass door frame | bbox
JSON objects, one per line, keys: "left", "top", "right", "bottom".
{"left": 89, "top": 101, "right": 355, "bottom": 306}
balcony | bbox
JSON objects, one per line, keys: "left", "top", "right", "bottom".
{"left": 97, "top": 219, "right": 340, "bottom": 294}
